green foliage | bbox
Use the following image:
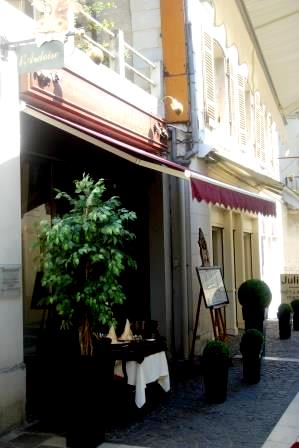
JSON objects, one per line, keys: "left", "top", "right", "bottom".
{"left": 38, "top": 174, "right": 136, "bottom": 334}
{"left": 238, "top": 279, "right": 272, "bottom": 308}
{"left": 75, "top": 0, "right": 116, "bottom": 58}
{"left": 291, "top": 299, "right": 299, "bottom": 313}
{"left": 240, "top": 329, "right": 264, "bottom": 355}
{"left": 202, "top": 340, "right": 230, "bottom": 362}
{"left": 277, "top": 303, "right": 292, "bottom": 318}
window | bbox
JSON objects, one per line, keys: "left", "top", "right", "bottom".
{"left": 243, "top": 232, "right": 253, "bottom": 279}
{"left": 212, "top": 226, "right": 224, "bottom": 274}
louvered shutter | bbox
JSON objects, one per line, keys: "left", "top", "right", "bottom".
{"left": 249, "top": 91, "right": 255, "bottom": 149}
{"left": 254, "top": 94, "right": 266, "bottom": 163}
{"left": 202, "top": 32, "right": 216, "bottom": 127}
{"left": 260, "top": 104, "right": 266, "bottom": 162}
{"left": 266, "top": 113, "right": 272, "bottom": 165}
{"left": 237, "top": 74, "right": 247, "bottom": 148}
{"left": 227, "top": 60, "right": 238, "bottom": 137}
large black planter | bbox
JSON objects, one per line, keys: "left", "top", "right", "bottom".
{"left": 242, "top": 355, "right": 261, "bottom": 384}
{"left": 242, "top": 306, "right": 265, "bottom": 334}
{"left": 203, "top": 363, "right": 228, "bottom": 404}
{"left": 66, "top": 338, "right": 114, "bottom": 448}
{"left": 293, "top": 312, "right": 299, "bottom": 331}
{"left": 278, "top": 316, "right": 291, "bottom": 339}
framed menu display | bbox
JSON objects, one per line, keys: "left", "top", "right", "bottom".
{"left": 195, "top": 266, "right": 229, "bottom": 309}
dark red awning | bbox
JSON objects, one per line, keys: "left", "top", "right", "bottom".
{"left": 25, "top": 106, "right": 277, "bottom": 217}
{"left": 191, "top": 177, "right": 276, "bottom": 217}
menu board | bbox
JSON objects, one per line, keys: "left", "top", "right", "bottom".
{"left": 0, "top": 265, "right": 21, "bottom": 299}
{"left": 196, "top": 266, "right": 229, "bottom": 309}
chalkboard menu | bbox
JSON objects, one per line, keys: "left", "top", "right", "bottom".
{"left": 196, "top": 266, "right": 229, "bottom": 309}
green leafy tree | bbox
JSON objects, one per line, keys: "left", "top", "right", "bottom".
{"left": 38, "top": 174, "right": 136, "bottom": 356}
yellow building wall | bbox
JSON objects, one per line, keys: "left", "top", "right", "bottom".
{"left": 160, "top": 0, "right": 189, "bottom": 123}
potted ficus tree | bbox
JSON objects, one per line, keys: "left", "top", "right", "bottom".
{"left": 38, "top": 174, "right": 136, "bottom": 448}
{"left": 238, "top": 279, "right": 272, "bottom": 334}
{"left": 202, "top": 340, "right": 230, "bottom": 404}
{"left": 277, "top": 303, "right": 292, "bottom": 339}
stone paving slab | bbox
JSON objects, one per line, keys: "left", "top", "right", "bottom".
{"left": 1, "top": 320, "right": 299, "bottom": 448}
{"left": 105, "top": 357, "right": 299, "bottom": 448}
{"left": 262, "top": 392, "right": 299, "bottom": 448}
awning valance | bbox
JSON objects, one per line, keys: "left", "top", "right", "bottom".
{"left": 25, "top": 106, "right": 187, "bottom": 179}
{"left": 191, "top": 176, "right": 276, "bottom": 217}
{"left": 25, "top": 106, "right": 276, "bottom": 217}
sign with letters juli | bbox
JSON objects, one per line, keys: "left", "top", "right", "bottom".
{"left": 281, "top": 274, "right": 299, "bottom": 304}
{"left": 16, "top": 40, "right": 64, "bottom": 74}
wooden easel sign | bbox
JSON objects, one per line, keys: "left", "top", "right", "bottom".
{"left": 196, "top": 266, "right": 229, "bottom": 340}
{"left": 196, "top": 267, "right": 229, "bottom": 310}
{"left": 190, "top": 266, "right": 229, "bottom": 360}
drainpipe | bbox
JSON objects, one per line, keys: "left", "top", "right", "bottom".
{"left": 178, "top": 178, "right": 190, "bottom": 359}
{"left": 167, "top": 126, "right": 190, "bottom": 358}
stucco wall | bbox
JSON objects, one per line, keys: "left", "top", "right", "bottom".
{"left": 0, "top": 0, "right": 35, "bottom": 432}
{"left": 0, "top": 50, "right": 25, "bottom": 433}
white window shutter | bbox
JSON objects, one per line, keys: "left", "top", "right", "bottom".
{"left": 260, "top": 104, "right": 266, "bottom": 162}
{"left": 202, "top": 32, "right": 216, "bottom": 128}
{"left": 237, "top": 74, "right": 247, "bottom": 148}
{"left": 227, "top": 60, "right": 238, "bottom": 137}
{"left": 266, "top": 113, "right": 272, "bottom": 165}
{"left": 254, "top": 93, "right": 266, "bottom": 163}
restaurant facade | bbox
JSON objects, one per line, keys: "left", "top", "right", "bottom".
{"left": 0, "top": 0, "right": 291, "bottom": 432}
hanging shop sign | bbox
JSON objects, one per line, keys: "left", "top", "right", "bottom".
{"left": 16, "top": 40, "right": 64, "bottom": 74}
{"left": 281, "top": 274, "right": 299, "bottom": 304}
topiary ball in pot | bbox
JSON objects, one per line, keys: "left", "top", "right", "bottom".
{"left": 240, "top": 329, "right": 264, "bottom": 384}
{"left": 277, "top": 303, "right": 292, "bottom": 339}
{"left": 238, "top": 279, "right": 272, "bottom": 333}
{"left": 202, "top": 340, "right": 230, "bottom": 403}
{"left": 291, "top": 299, "right": 299, "bottom": 331}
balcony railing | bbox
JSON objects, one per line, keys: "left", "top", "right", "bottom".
{"left": 285, "top": 176, "right": 299, "bottom": 193}
{"left": 9, "top": 0, "right": 160, "bottom": 96}
{"left": 75, "top": 9, "right": 159, "bottom": 95}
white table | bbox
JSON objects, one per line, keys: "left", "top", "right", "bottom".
{"left": 114, "top": 351, "right": 170, "bottom": 408}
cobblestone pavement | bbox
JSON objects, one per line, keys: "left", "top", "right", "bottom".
{"left": 105, "top": 320, "right": 299, "bottom": 448}
{"left": 1, "top": 320, "right": 299, "bottom": 448}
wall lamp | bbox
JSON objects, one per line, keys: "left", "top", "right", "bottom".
{"left": 162, "top": 96, "right": 184, "bottom": 116}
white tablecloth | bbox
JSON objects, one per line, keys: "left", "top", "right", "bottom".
{"left": 114, "top": 351, "right": 170, "bottom": 408}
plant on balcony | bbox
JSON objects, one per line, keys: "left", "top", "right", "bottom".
{"left": 238, "top": 279, "right": 272, "bottom": 334}
{"left": 277, "top": 303, "right": 292, "bottom": 339}
{"left": 202, "top": 340, "right": 230, "bottom": 403}
{"left": 75, "top": 1, "right": 116, "bottom": 64}
{"left": 240, "top": 329, "right": 264, "bottom": 384}
{"left": 291, "top": 299, "right": 299, "bottom": 331}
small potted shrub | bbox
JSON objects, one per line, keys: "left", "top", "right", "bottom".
{"left": 240, "top": 329, "right": 264, "bottom": 384}
{"left": 238, "top": 279, "right": 272, "bottom": 334}
{"left": 277, "top": 303, "right": 292, "bottom": 339}
{"left": 202, "top": 340, "right": 230, "bottom": 403}
{"left": 291, "top": 299, "right": 299, "bottom": 331}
